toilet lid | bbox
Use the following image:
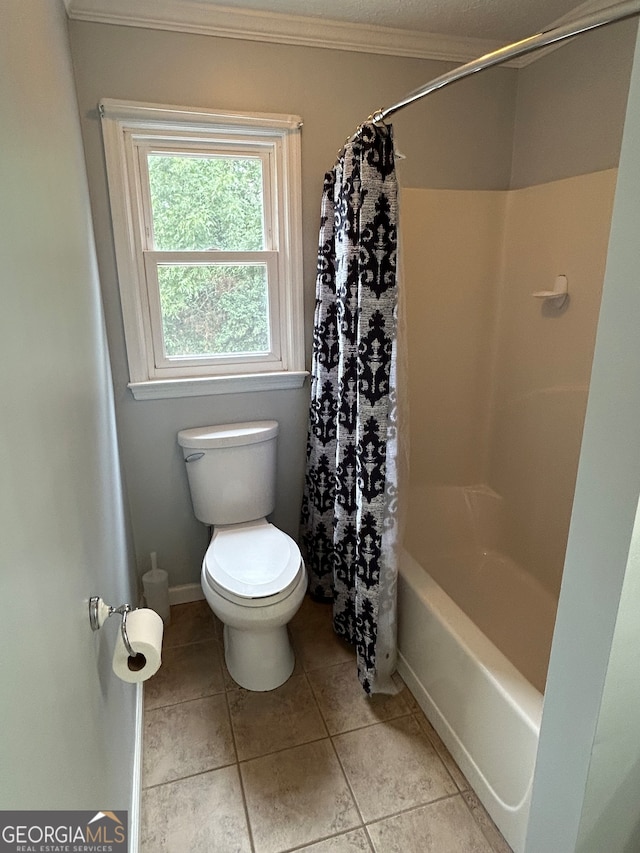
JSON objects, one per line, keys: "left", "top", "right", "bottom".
{"left": 204, "top": 521, "right": 302, "bottom": 599}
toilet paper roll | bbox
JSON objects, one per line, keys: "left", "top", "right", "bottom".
{"left": 112, "top": 608, "right": 163, "bottom": 684}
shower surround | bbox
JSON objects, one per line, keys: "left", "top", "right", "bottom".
{"left": 398, "top": 168, "right": 619, "bottom": 851}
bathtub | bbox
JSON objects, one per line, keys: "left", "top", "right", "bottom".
{"left": 397, "top": 547, "right": 545, "bottom": 853}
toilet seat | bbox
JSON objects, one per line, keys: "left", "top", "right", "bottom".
{"left": 203, "top": 519, "right": 303, "bottom": 607}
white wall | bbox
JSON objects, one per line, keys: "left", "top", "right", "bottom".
{"left": 0, "top": 0, "right": 138, "bottom": 815}
{"left": 401, "top": 187, "right": 506, "bottom": 488}
{"left": 525, "top": 25, "right": 640, "bottom": 852}
{"left": 401, "top": 171, "right": 617, "bottom": 608}
{"left": 488, "top": 170, "right": 618, "bottom": 597}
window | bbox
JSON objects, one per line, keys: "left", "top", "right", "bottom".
{"left": 99, "top": 100, "right": 305, "bottom": 399}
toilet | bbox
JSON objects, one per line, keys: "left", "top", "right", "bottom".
{"left": 177, "top": 421, "right": 307, "bottom": 691}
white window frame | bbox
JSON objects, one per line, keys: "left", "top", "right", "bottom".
{"left": 99, "top": 99, "right": 306, "bottom": 399}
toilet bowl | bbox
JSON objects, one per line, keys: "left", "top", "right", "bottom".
{"left": 177, "top": 421, "right": 307, "bottom": 692}
{"left": 201, "top": 519, "right": 307, "bottom": 690}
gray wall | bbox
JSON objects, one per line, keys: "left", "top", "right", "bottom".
{"left": 67, "top": 13, "right": 638, "bottom": 592}
{"left": 511, "top": 18, "right": 638, "bottom": 187}
{"left": 0, "top": 0, "right": 137, "bottom": 812}
{"left": 68, "top": 21, "right": 518, "bottom": 587}
{"left": 576, "top": 498, "right": 640, "bottom": 853}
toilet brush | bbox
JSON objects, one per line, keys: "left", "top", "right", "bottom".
{"left": 142, "top": 552, "right": 171, "bottom": 625}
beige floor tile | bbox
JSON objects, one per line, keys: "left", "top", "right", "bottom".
{"left": 290, "top": 600, "right": 355, "bottom": 671}
{"left": 392, "top": 672, "right": 421, "bottom": 712}
{"left": 141, "top": 765, "right": 251, "bottom": 853}
{"left": 295, "top": 828, "right": 372, "bottom": 852}
{"left": 333, "top": 716, "right": 457, "bottom": 823}
{"left": 308, "top": 661, "right": 411, "bottom": 734}
{"left": 141, "top": 597, "right": 512, "bottom": 853}
{"left": 415, "top": 711, "right": 469, "bottom": 791}
{"left": 292, "top": 626, "right": 355, "bottom": 671}
{"left": 162, "top": 600, "right": 217, "bottom": 648}
{"left": 241, "top": 739, "right": 361, "bottom": 853}
{"left": 289, "top": 595, "right": 333, "bottom": 631}
{"left": 143, "top": 694, "right": 235, "bottom": 787}
{"left": 228, "top": 674, "right": 327, "bottom": 761}
{"left": 367, "top": 796, "right": 494, "bottom": 853}
{"left": 144, "top": 639, "right": 225, "bottom": 710}
{"left": 461, "top": 791, "right": 514, "bottom": 853}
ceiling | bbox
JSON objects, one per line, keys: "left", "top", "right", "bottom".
{"left": 179, "top": 0, "right": 593, "bottom": 42}
{"left": 66, "top": 0, "right": 616, "bottom": 63}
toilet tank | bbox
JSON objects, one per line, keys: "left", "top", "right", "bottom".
{"left": 177, "top": 421, "right": 279, "bottom": 526}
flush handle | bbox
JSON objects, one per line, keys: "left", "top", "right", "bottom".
{"left": 185, "top": 452, "right": 205, "bottom": 463}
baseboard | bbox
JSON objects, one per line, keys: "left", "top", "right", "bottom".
{"left": 130, "top": 586, "right": 200, "bottom": 847}
{"left": 129, "top": 683, "right": 144, "bottom": 853}
{"left": 169, "top": 582, "right": 204, "bottom": 605}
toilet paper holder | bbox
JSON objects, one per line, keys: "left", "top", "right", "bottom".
{"left": 89, "top": 596, "right": 136, "bottom": 657}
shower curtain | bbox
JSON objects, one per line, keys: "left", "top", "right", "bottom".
{"left": 300, "top": 121, "right": 400, "bottom": 694}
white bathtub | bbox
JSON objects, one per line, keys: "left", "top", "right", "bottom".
{"left": 397, "top": 548, "right": 543, "bottom": 853}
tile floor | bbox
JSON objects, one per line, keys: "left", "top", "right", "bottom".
{"left": 141, "top": 597, "right": 513, "bottom": 853}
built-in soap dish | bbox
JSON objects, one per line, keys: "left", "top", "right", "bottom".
{"left": 533, "top": 275, "right": 568, "bottom": 308}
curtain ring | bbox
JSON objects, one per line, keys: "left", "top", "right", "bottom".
{"left": 338, "top": 123, "right": 363, "bottom": 156}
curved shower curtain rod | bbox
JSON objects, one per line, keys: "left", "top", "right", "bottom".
{"left": 351, "top": 0, "right": 640, "bottom": 136}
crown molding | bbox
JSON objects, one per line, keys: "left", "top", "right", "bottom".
{"left": 66, "top": 0, "right": 626, "bottom": 67}
{"left": 66, "top": 0, "right": 511, "bottom": 64}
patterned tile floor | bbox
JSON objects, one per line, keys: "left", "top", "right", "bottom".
{"left": 141, "top": 597, "right": 513, "bottom": 853}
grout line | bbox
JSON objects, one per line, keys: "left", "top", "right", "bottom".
{"left": 303, "top": 668, "right": 332, "bottom": 731}
{"left": 459, "top": 789, "right": 513, "bottom": 853}
{"left": 411, "top": 710, "right": 470, "bottom": 793}
{"left": 225, "top": 704, "right": 256, "bottom": 853}
{"left": 221, "top": 662, "right": 257, "bottom": 853}
{"left": 143, "top": 692, "right": 226, "bottom": 715}
{"left": 301, "top": 670, "right": 331, "bottom": 738}
{"left": 235, "top": 766, "right": 257, "bottom": 853}
{"left": 362, "top": 823, "right": 377, "bottom": 853}
{"left": 161, "top": 634, "right": 221, "bottom": 651}
{"left": 141, "top": 761, "right": 239, "bottom": 792}
{"left": 144, "top": 687, "right": 226, "bottom": 713}
{"left": 411, "top": 711, "right": 462, "bottom": 788}
{"left": 236, "top": 733, "right": 332, "bottom": 766}
{"left": 282, "top": 827, "right": 372, "bottom": 853}
{"left": 304, "top": 656, "right": 356, "bottom": 676}
{"left": 324, "top": 709, "right": 414, "bottom": 738}
{"left": 325, "top": 730, "right": 367, "bottom": 829}
{"left": 459, "top": 791, "right": 494, "bottom": 851}
{"left": 364, "top": 791, "right": 463, "bottom": 829}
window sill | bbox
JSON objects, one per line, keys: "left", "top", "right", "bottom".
{"left": 128, "top": 370, "right": 309, "bottom": 400}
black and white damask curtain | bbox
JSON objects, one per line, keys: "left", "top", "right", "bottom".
{"left": 300, "top": 122, "right": 400, "bottom": 694}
